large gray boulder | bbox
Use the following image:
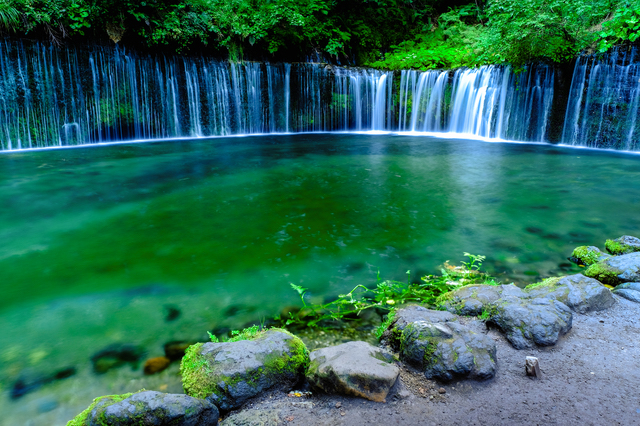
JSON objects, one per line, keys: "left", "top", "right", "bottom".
{"left": 381, "top": 305, "right": 456, "bottom": 350}
{"left": 68, "top": 391, "right": 218, "bottom": 426}
{"left": 180, "top": 329, "right": 309, "bottom": 411}
{"left": 306, "top": 341, "right": 399, "bottom": 402}
{"left": 439, "top": 284, "right": 503, "bottom": 316}
{"left": 605, "top": 235, "right": 640, "bottom": 255}
{"left": 584, "top": 252, "right": 640, "bottom": 285}
{"left": 488, "top": 296, "right": 572, "bottom": 349}
{"left": 399, "top": 320, "right": 496, "bottom": 382}
{"left": 524, "top": 274, "right": 615, "bottom": 313}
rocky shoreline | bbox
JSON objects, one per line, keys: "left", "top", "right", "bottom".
{"left": 64, "top": 236, "right": 640, "bottom": 425}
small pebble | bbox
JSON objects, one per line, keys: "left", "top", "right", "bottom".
{"left": 438, "top": 388, "right": 446, "bottom": 394}
{"left": 335, "top": 402, "right": 342, "bottom": 408}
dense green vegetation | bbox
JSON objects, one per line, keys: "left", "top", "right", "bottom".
{"left": 0, "top": 0, "right": 638, "bottom": 66}
{"left": 277, "top": 253, "right": 500, "bottom": 335}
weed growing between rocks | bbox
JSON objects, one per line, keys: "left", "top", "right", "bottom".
{"left": 279, "top": 253, "right": 500, "bottom": 332}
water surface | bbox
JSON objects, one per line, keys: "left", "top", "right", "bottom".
{"left": 1, "top": 134, "right": 640, "bottom": 423}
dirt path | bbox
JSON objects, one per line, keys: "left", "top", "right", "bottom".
{"left": 222, "top": 296, "right": 640, "bottom": 426}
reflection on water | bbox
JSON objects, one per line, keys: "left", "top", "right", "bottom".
{"left": 1, "top": 133, "right": 640, "bottom": 424}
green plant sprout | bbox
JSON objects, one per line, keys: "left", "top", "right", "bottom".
{"left": 282, "top": 253, "right": 499, "bottom": 331}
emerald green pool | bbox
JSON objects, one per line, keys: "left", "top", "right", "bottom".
{"left": 2, "top": 133, "right": 640, "bottom": 423}
{"left": 2, "top": 134, "right": 639, "bottom": 311}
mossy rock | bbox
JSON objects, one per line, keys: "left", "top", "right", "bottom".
{"left": 583, "top": 253, "right": 640, "bottom": 285}
{"left": 605, "top": 236, "right": 640, "bottom": 255}
{"left": 438, "top": 284, "right": 502, "bottom": 316}
{"left": 524, "top": 274, "right": 614, "bottom": 314}
{"left": 180, "top": 328, "right": 309, "bottom": 411}
{"left": 487, "top": 296, "right": 572, "bottom": 349}
{"left": 380, "top": 305, "right": 456, "bottom": 351}
{"left": 399, "top": 320, "right": 496, "bottom": 382}
{"left": 67, "top": 390, "right": 218, "bottom": 426}
{"left": 569, "top": 246, "right": 611, "bottom": 266}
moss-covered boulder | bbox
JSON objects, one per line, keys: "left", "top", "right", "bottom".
{"left": 524, "top": 274, "right": 615, "bottom": 314}
{"left": 67, "top": 391, "right": 218, "bottom": 426}
{"left": 306, "top": 341, "right": 399, "bottom": 402}
{"left": 380, "top": 305, "right": 456, "bottom": 351}
{"left": 180, "top": 329, "right": 309, "bottom": 411}
{"left": 399, "top": 320, "right": 496, "bottom": 382}
{"left": 569, "top": 246, "right": 611, "bottom": 266}
{"left": 487, "top": 296, "right": 572, "bottom": 349}
{"left": 605, "top": 236, "right": 640, "bottom": 255}
{"left": 583, "top": 252, "right": 640, "bottom": 285}
{"left": 438, "top": 284, "right": 503, "bottom": 316}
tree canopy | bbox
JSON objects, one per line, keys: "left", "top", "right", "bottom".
{"left": 0, "top": 0, "right": 638, "bottom": 67}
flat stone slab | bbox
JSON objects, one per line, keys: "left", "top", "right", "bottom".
{"left": 399, "top": 320, "right": 496, "bottom": 382}
{"left": 307, "top": 341, "right": 399, "bottom": 402}
{"left": 488, "top": 296, "right": 572, "bottom": 349}
{"left": 69, "top": 391, "right": 219, "bottom": 426}
{"left": 181, "top": 329, "right": 308, "bottom": 411}
{"left": 524, "top": 274, "right": 615, "bottom": 314}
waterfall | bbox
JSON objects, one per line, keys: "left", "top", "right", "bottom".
{"left": 562, "top": 47, "right": 640, "bottom": 150}
{"left": 4, "top": 38, "right": 640, "bottom": 151}
{"left": 398, "top": 65, "right": 554, "bottom": 141}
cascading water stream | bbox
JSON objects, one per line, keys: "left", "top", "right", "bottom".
{"left": 398, "top": 65, "right": 554, "bottom": 142}
{"left": 3, "top": 38, "right": 640, "bottom": 151}
{"left": 562, "top": 47, "right": 640, "bottom": 151}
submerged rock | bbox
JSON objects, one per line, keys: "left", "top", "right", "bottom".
{"left": 163, "top": 340, "right": 195, "bottom": 361}
{"left": 143, "top": 356, "right": 171, "bottom": 375}
{"left": 488, "top": 296, "right": 572, "bottom": 349}
{"left": 91, "top": 344, "right": 144, "bottom": 374}
{"left": 399, "top": 320, "right": 496, "bottom": 382}
{"left": 10, "top": 366, "right": 76, "bottom": 399}
{"left": 307, "top": 341, "right": 399, "bottom": 402}
{"left": 524, "top": 274, "right": 615, "bottom": 314}
{"left": 584, "top": 252, "right": 640, "bottom": 285}
{"left": 67, "top": 390, "right": 218, "bottom": 426}
{"left": 605, "top": 235, "right": 640, "bottom": 255}
{"left": 180, "top": 329, "right": 308, "bottom": 411}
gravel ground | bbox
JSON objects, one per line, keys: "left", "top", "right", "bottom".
{"left": 222, "top": 295, "right": 640, "bottom": 426}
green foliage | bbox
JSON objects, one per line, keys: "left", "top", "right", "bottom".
{"left": 479, "top": 308, "right": 491, "bottom": 320}
{"left": 208, "top": 324, "right": 262, "bottom": 343}
{"left": 375, "top": 309, "right": 396, "bottom": 339}
{"left": 476, "top": 0, "right": 617, "bottom": 66}
{"left": 368, "top": 5, "right": 484, "bottom": 70}
{"left": 0, "top": 0, "right": 19, "bottom": 32}
{"left": 2, "top": 0, "right": 635, "bottom": 64}
{"left": 282, "top": 253, "right": 500, "bottom": 332}
{"left": 598, "top": 3, "right": 640, "bottom": 52}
